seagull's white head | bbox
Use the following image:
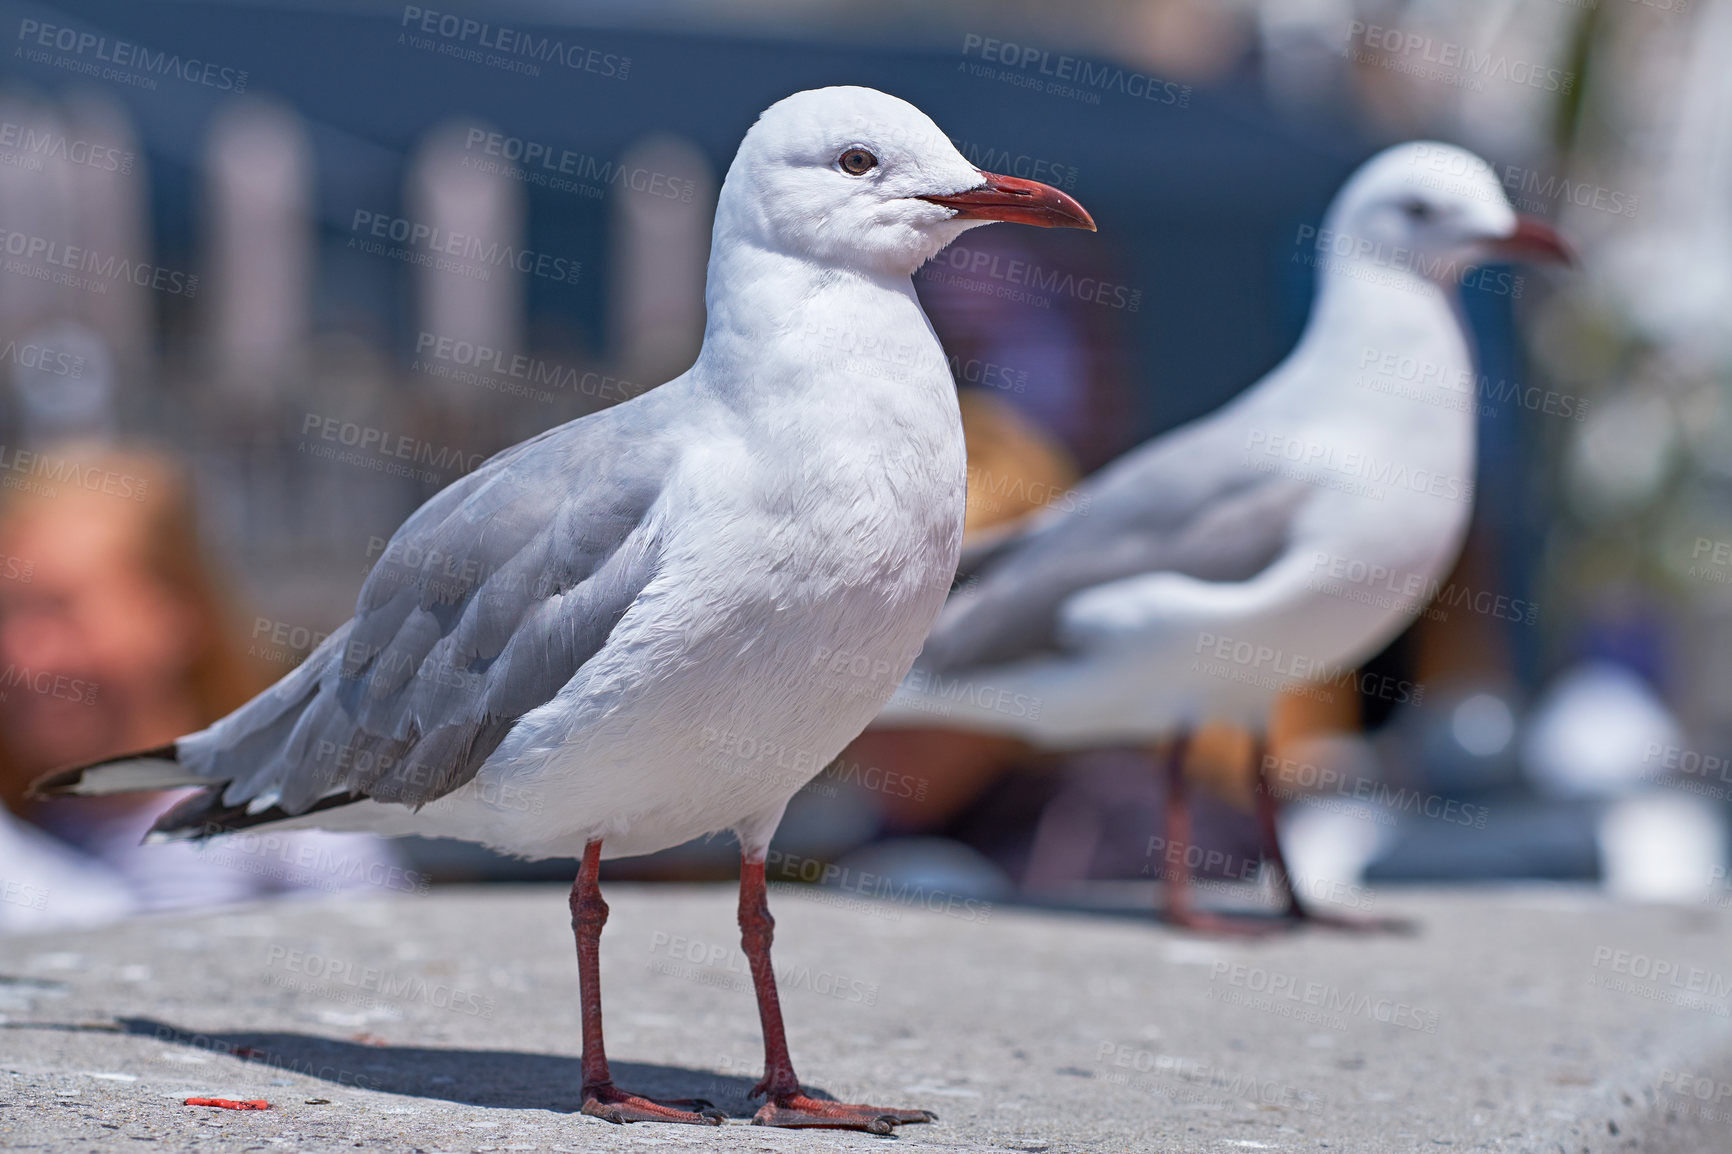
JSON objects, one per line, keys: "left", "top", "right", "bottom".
{"left": 1322, "top": 141, "right": 1573, "bottom": 278}
{"left": 716, "top": 86, "right": 1095, "bottom": 278}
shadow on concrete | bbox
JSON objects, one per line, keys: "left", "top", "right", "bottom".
{"left": 116, "top": 1017, "right": 785, "bottom": 1117}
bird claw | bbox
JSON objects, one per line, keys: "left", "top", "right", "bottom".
{"left": 581, "top": 1083, "right": 724, "bottom": 1125}
{"left": 1295, "top": 910, "right": 1417, "bottom": 935}
{"left": 1163, "top": 908, "right": 1292, "bottom": 938}
{"left": 752, "top": 1092, "right": 936, "bottom": 1133}
{"left": 1164, "top": 906, "right": 1417, "bottom": 938}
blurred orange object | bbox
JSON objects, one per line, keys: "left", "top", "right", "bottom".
{"left": 184, "top": 1099, "right": 270, "bottom": 1110}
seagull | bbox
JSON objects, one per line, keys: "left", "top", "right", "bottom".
{"left": 876, "top": 140, "right": 1569, "bottom": 933}
{"left": 31, "top": 86, "right": 1094, "bottom": 1130}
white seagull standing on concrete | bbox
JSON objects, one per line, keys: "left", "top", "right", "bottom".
{"left": 876, "top": 141, "right": 1568, "bottom": 933}
{"left": 33, "top": 86, "right": 1094, "bottom": 1131}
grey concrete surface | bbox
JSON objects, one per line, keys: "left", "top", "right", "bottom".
{"left": 1, "top": 883, "right": 1729, "bottom": 1153}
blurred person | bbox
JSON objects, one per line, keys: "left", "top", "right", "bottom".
{"left": 0, "top": 444, "right": 246, "bottom": 790}
{"left": 0, "top": 441, "right": 408, "bottom": 930}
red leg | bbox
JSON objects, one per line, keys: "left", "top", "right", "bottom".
{"left": 738, "top": 855, "right": 935, "bottom": 1134}
{"left": 571, "top": 841, "right": 723, "bottom": 1125}
{"left": 1157, "top": 734, "right": 1278, "bottom": 937}
{"left": 1253, "top": 745, "right": 1412, "bottom": 934}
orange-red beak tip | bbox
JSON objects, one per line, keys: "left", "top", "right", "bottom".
{"left": 1496, "top": 214, "right": 1575, "bottom": 266}
{"left": 920, "top": 170, "right": 1096, "bottom": 232}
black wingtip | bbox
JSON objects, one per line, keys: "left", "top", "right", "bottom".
{"left": 148, "top": 787, "right": 368, "bottom": 842}
{"left": 27, "top": 742, "right": 181, "bottom": 799}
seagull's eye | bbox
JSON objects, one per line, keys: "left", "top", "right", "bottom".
{"left": 838, "top": 148, "right": 878, "bottom": 176}
{"left": 1400, "top": 197, "right": 1435, "bottom": 222}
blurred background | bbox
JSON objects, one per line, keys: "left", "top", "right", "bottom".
{"left": 0, "top": 0, "right": 1725, "bottom": 929}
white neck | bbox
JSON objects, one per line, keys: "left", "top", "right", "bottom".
{"left": 691, "top": 236, "right": 945, "bottom": 411}
{"left": 1241, "top": 243, "right": 1479, "bottom": 425}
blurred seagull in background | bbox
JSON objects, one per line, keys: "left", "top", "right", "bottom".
{"left": 877, "top": 141, "right": 1570, "bottom": 934}
{"left": 32, "top": 86, "right": 1094, "bottom": 1131}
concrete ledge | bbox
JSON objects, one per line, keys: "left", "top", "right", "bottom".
{"left": 1, "top": 884, "right": 1728, "bottom": 1152}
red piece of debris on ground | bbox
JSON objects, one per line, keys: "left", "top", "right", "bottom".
{"left": 184, "top": 1098, "right": 271, "bottom": 1110}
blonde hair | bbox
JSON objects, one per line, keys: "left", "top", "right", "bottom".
{"left": 0, "top": 442, "right": 262, "bottom": 778}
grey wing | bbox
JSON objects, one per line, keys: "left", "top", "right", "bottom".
{"left": 922, "top": 414, "right": 1311, "bottom": 670}
{"left": 178, "top": 402, "right": 676, "bottom": 816}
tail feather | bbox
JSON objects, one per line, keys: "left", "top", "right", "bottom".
{"left": 145, "top": 784, "right": 366, "bottom": 843}
{"left": 28, "top": 744, "right": 207, "bottom": 798}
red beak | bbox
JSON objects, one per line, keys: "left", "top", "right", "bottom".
{"left": 920, "top": 170, "right": 1096, "bottom": 232}
{"left": 1490, "top": 214, "right": 1574, "bottom": 265}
